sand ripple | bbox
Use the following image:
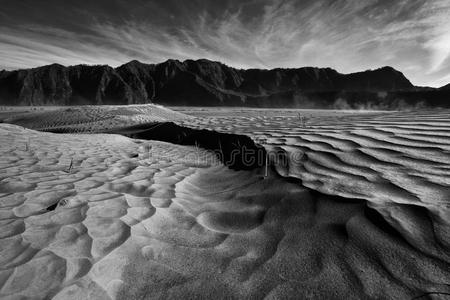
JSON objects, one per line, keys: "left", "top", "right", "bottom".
{"left": 1, "top": 108, "right": 450, "bottom": 299}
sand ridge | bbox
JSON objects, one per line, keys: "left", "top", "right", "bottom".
{"left": 3, "top": 104, "right": 191, "bottom": 133}
{"left": 178, "top": 108, "right": 450, "bottom": 294}
{"left": 178, "top": 109, "right": 450, "bottom": 203}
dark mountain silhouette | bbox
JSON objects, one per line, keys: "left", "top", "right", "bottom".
{"left": 0, "top": 59, "right": 448, "bottom": 109}
{"left": 440, "top": 83, "right": 450, "bottom": 90}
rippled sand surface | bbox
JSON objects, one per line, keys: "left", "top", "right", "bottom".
{"left": 179, "top": 108, "right": 450, "bottom": 296}
{"left": 3, "top": 104, "right": 189, "bottom": 133}
{"left": 1, "top": 107, "right": 450, "bottom": 299}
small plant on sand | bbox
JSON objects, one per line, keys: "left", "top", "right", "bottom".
{"left": 194, "top": 141, "right": 201, "bottom": 157}
{"left": 218, "top": 140, "right": 223, "bottom": 158}
{"left": 25, "top": 138, "right": 30, "bottom": 151}
{"left": 67, "top": 158, "right": 74, "bottom": 173}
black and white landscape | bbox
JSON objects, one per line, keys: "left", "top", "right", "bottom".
{"left": 1, "top": 60, "right": 450, "bottom": 110}
{"left": 0, "top": 1, "right": 449, "bottom": 299}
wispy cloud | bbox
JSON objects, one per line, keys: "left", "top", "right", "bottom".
{"left": 0, "top": 0, "right": 449, "bottom": 87}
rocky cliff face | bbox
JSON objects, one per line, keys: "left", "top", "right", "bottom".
{"left": 0, "top": 59, "right": 447, "bottom": 109}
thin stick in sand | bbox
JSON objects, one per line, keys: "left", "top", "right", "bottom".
{"left": 218, "top": 140, "right": 223, "bottom": 159}
{"left": 67, "top": 158, "right": 73, "bottom": 173}
{"left": 264, "top": 154, "right": 269, "bottom": 178}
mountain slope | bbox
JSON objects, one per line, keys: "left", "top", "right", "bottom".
{"left": 440, "top": 83, "right": 450, "bottom": 90}
{"left": 0, "top": 59, "right": 447, "bottom": 109}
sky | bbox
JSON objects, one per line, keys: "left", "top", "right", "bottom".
{"left": 0, "top": 0, "right": 449, "bottom": 87}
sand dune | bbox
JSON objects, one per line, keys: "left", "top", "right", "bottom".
{"left": 3, "top": 104, "right": 190, "bottom": 133}
{"left": 178, "top": 108, "right": 450, "bottom": 295}
{"left": 178, "top": 109, "right": 450, "bottom": 203}
{"left": 1, "top": 107, "right": 450, "bottom": 299}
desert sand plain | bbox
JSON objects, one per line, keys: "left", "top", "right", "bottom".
{"left": 0, "top": 105, "right": 449, "bottom": 299}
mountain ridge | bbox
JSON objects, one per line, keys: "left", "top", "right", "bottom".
{"left": 0, "top": 59, "right": 448, "bottom": 109}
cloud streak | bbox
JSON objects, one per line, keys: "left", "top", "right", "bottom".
{"left": 0, "top": 0, "right": 449, "bottom": 87}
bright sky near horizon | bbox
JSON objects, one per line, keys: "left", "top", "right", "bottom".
{"left": 0, "top": 0, "right": 449, "bottom": 87}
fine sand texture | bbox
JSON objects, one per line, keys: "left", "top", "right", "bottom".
{"left": 2, "top": 104, "right": 190, "bottom": 133}
{"left": 0, "top": 107, "right": 450, "bottom": 299}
